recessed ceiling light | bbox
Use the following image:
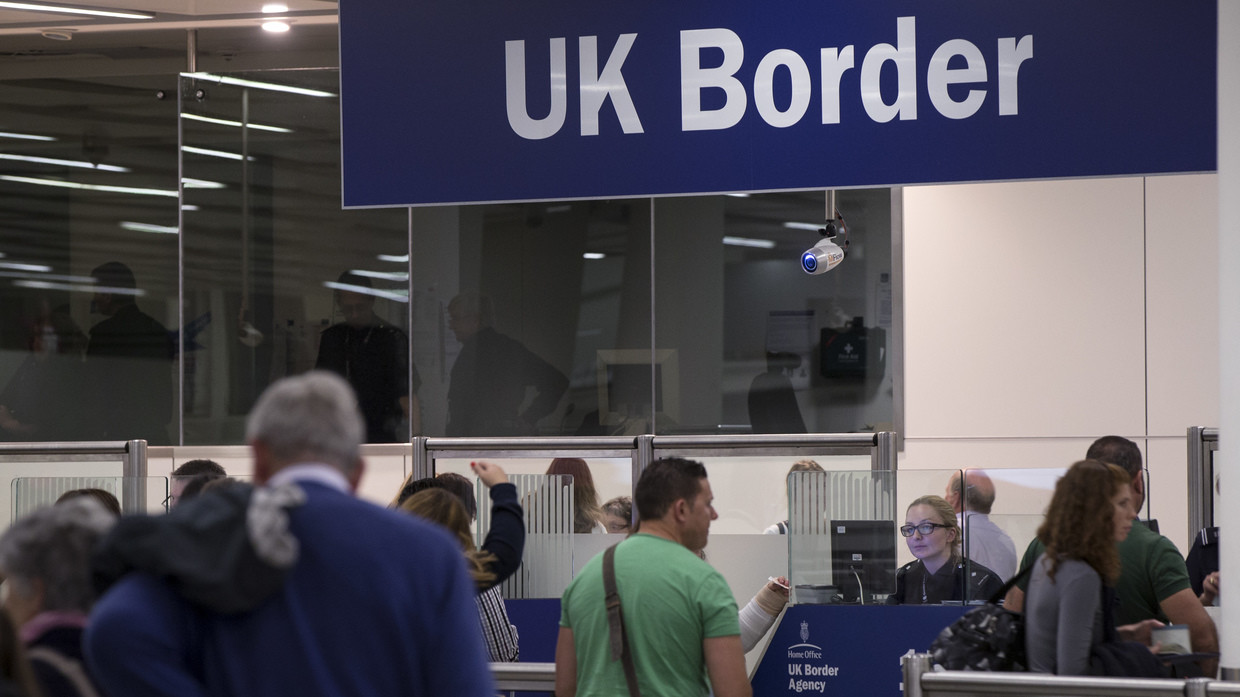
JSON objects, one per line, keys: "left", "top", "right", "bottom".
{"left": 181, "top": 145, "right": 255, "bottom": 162}
{"left": 181, "top": 72, "right": 335, "bottom": 98}
{"left": 323, "top": 281, "right": 409, "bottom": 303}
{"left": 261, "top": 2, "right": 287, "bottom": 12}
{"left": 0, "top": 131, "right": 55, "bottom": 141}
{"left": 181, "top": 113, "right": 293, "bottom": 133}
{"left": 783, "top": 221, "right": 824, "bottom": 232}
{"left": 120, "top": 221, "right": 179, "bottom": 234}
{"left": 0, "top": 1, "right": 152, "bottom": 19}
{"left": 0, "top": 174, "right": 177, "bottom": 197}
{"left": 262, "top": 20, "right": 290, "bottom": 33}
{"left": 0, "top": 152, "right": 128, "bottom": 172}
{"left": 723, "top": 236, "right": 776, "bottom": 249}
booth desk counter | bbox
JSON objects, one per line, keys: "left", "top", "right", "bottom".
{"left": 750, "top": 604, "right": 969, "bottom": 696}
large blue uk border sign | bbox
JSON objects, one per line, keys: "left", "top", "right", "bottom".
{"left": 339, "top": 0, "right": 1216, "bottom": 207}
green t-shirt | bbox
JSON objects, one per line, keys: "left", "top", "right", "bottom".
{"left": 1017, "top": 520, "right": 1190, "bottom": 625}
{"left": 560, "top": 533, "right": 740, "bottom": 697}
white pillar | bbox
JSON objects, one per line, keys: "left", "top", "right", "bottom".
{"left": 1217, "top": 0, "right": 1240, "bottom": 680}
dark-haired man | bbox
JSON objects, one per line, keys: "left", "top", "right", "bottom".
{"left": 86, "top": 261, "right": 173, "bottom": 444}
{"left": 1007, "top": 436, "right": 1218, "bottom": 675}
{"left": 555, "top": 457, "right": 750, "bottom": 697}
{"left": 316, "top": 271, "right": 419, "bottom": 442}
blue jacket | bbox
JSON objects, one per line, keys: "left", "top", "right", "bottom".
{"left": 85, "top": 481, "right": 496, "bottom": 697}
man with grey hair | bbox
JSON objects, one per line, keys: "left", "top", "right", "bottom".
{"left": 944, "top": 469, "right": 1017, "bottom": 581}
{"left": 0, "top": 497, "right": 117, "bottom": 697}
{"left": 85, "top": 371, "right": 496, "bottom": 697}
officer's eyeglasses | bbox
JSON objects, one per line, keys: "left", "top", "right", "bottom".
{"left": 899, "top": 522, "right": 950, "bottom": 537}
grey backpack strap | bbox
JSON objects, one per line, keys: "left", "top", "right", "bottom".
{"left": 603, "top": 543, "right": 642, "bottom": 697}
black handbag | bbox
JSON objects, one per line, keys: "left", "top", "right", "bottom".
{"left": 1088, "top": 585, "right": 1167, "bottom": 678}
{"left": 928, "top": 565, "right": 1031, "bottom": 671}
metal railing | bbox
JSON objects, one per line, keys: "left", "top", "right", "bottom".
{"left": 415, "top": 431, "right": 899, "bottom": 482}
{"left": 902, "top": 652, "right": 1235, "bottom": 697}
{"left": 490, "top": 662, "right": 556, "bottom": 691}
{"left": 0, "top": 440, "right": 148, "bottom": 514}
{"left": 1187, "top": 426, "right": 1218, "bottom": 540}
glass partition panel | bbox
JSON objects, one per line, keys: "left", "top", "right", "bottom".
{"left": 179, "top": 69, "right": 410, "bottom": 445}
{"left": 976, "top": 513, "right": 1044, "bottom": 584}
{"left": 0, "top": 456, "right": 126, "bottom": 526}
{"left": 12, "top": 476, "right": 167, "bottom": 518}
{"left": 410, "top": 198, "right": 653, "bottom": 438}
{"left": 0, "top": 75, "right": 179, "bottom": 444}
{"left": 654, "top": 189, "right": 894, "bottom": 435}
{"left": 788, "top": 470, "right": 897, "bottom": 605}
{"left": 169, "top": 473, "right": 254, "bottom": 511}
{"left": 474, "top": 473, "right": 574, "bottom": 600}
{"left": 652, "top": 452, "right": 875, "bottom": 536}
{"left": 435, "top": 455, "right": 634, "bottom": 532}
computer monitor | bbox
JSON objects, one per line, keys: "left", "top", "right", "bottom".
{"left": 830, "top": 520, "right": 897, "bottom": 603}
{"left": 596, "top": 349, "right": 679, "bottom": 429}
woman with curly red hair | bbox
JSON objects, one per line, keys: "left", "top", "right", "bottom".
{"left": 1024, "top": 459, "right": 1137, "bottom": 674}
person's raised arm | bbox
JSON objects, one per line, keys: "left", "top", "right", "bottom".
{"left": 1160, "top": 587, "right": 1219, "bottom": 676}
{"left": 472, "top": 461, "right": 524, "bottom": 588}
{"left": 705, "top": 635, "right": 752, "bottom": 697}
{"left": 554, "top": 627, "right": 577, "bottom": 697}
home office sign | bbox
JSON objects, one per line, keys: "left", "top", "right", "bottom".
{"left": 339, "top": 0, "right": 1215, "bottom": 207}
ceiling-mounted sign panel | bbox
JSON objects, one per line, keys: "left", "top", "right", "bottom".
{"left": 339, "top": 0, "right": 1216, "bottom": 208}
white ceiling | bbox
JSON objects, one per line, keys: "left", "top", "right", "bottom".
{"left": 0, "top": 0, "right": 339, "bottom": 77}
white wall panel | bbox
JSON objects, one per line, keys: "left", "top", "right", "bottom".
{"left": 1145, "top": 174, "right": 1220, "bottom": 436}
{"left": 904, "top": 179, "right": 1146, "bottom": 438}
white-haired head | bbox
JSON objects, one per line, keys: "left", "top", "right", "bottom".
{"left": 246, "top": 371, "right": 366, "bottom": 478}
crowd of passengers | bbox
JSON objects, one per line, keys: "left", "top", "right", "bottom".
{"left": 0, "top": 374, "right": 1222, "bottom": 695}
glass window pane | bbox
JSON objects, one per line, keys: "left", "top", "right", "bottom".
{"left": 654, "top": 190, "right": 894, "bottom": 435}
{"left": 180, "top": 69, "right": 410, "bottom": 444}
{"left": 0, "top": 76, "right": 178, "bottom": 445}
{"left": 413, "top": 200, "right": 652, "bottom": 437}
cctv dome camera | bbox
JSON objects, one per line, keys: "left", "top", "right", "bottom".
{"left": 801, "top": 238, "right": 845, "bottom": 274}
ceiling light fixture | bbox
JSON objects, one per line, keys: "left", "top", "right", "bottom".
{"left": 181, "top": 113, "right": 293, "bottom": 133}
{"left": 0, "top": 1, "right": 153, "bottom": 18}
{"left": 0, "top": 261, "right": 52, "bottom": 272}
{"left": 0, "top": 174, "right": 177, "bottom": 197}
{"left": 723, "top": 236, "right": 776, "bottom": 249}
{"left": 323, "top": 281, "right": 409, "bottom": 303}
{"left": 261, "top": 2, "right": 287, "bottom": 11}
{"left": 783, "top": 221, "right": 825, "bottom": 232}
{"left": 120, "top": 221, "right": 179, "bottom": 234}
{"left": 348, "top": 269, "right": 409, "bottom": 282}
{"left": 0, "top": 152, "right": 128, "bottom": 172}
{"left": 181, "top": 72, "right": 336, "bottom": 98}
{"left": 0, "top": 270, "right": 95, "bottom": 283}
{"left": 583, "top": 252, "right": 606, "bottom": 260}
{"left": 181, "top": 145, "right": 255, "bottom": 161}
{"left": 15, "top": 279, "right": 144, "bottom": 296}
{"left": 262, "top": 20, "right": 290, "bottom": 32}
{"left": 181, "top": 177, "right": 227, "bottom": 189}
{"left": 0, "top": 131, "right": 55, "bottom": 141}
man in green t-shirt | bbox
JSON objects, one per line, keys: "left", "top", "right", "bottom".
{"left": 555, "top": 457, "right": 751, "bottom": 697}
{"left": 1006, "top": 436, "right": 1218, "bottom": 675}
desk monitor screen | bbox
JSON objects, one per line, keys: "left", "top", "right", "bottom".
{"left": 830, "top": 520, "right": 897, "bottom": 603}
{"left": 596, "top": 349, "right": 679, "bottom": 427}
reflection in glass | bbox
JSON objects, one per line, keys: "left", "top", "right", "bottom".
{"left": 657, "top": 190, "right": 894, "bottom": 435}
{"left": 0, "top": 75, "right": 178, "bottom": 445}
